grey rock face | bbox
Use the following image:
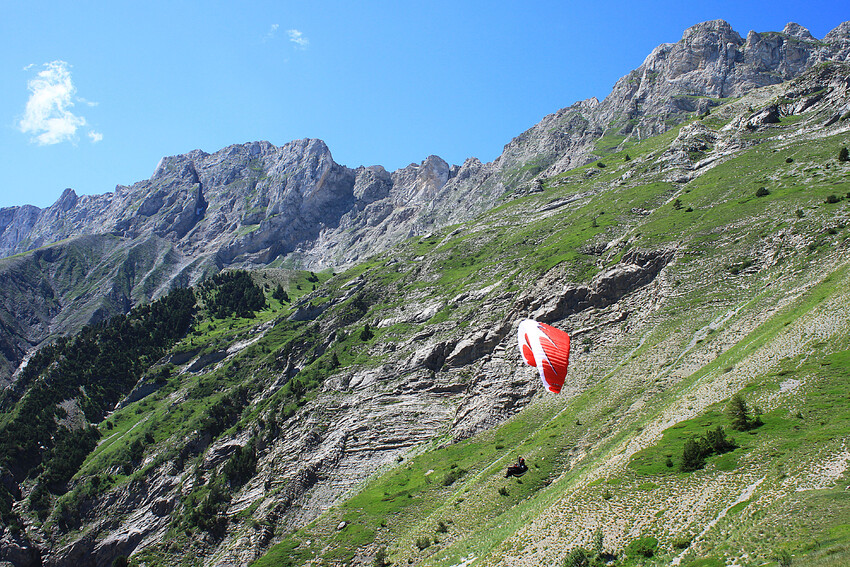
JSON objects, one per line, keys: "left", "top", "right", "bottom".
{"left": 0, "top": 204, "right": 40, "bottom": 259}
{"left": 353, "top": 166, "right": 392, "bottom": 203}
{"left": 783, "top": 22, "right": 815, "bottom": 41}
{"left": 497, "top": 19, "right": 850, "bottom": 184}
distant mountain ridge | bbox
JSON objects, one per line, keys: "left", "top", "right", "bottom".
{"left": 496, "top": 19, "right": 850, "bottom": 181}
{"left": 0, "top": 19, "right": 848, "bottom": 386}
{"left": 3, "top": 21, "right": 849, "bottom": 268}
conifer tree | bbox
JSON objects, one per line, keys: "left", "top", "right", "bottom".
{"left": 680, "top": 438, "right": 705, "bottom": 472}
{"left": 727, "top": 393, "right": 754, "bottom": 431}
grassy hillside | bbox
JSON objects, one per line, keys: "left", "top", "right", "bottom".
{"left": 247, "top": 75, "right": 850, "bottom": 567}
{"left": 2, "top": 65, "right": 849, "bottom": 567}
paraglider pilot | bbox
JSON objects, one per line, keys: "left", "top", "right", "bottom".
{"left": 505, "top": 456, "right": 528, "bottom": 478}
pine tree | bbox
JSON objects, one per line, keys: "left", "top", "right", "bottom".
{"left": 360, "top": 323, "right": 374, "bottom": 341}
{"left": 273, "top": 284, "right": 289, "bottom": 303}
{"left": 705, "top": 425, "right": 735, "bottom": 453}
{"left": 839, "top": 146, "right": 849, "bottom": 162}
{"left": 727, "top": 393, "right": 753, "bottom": 431}
{"left": 680, "top": 437, "right": 705, "bottom": 472}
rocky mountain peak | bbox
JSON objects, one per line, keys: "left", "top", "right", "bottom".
{"left": 495, "top": 19, "right": 850, "bottom": 186}
{"left": 783, "top": 22, "right": 815, "bottom": 40}
{"left": 56, "top": 188, "right": 78, "bottom": 212}
{"left": 824, "top": 20, "right": 850, "bottom": 43}
{"left": 680, "top": 18, "right": 743, "bottom": 46}
{"left": 390, "top": 155, "right": 452, "bottom": 205}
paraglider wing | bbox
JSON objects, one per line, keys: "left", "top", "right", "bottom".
{"left": 517, "top": 319, "right": 571, "bottom": 393}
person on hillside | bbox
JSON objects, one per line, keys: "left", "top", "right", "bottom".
{"left": 505, "top": 456, "right": 528, "bottom": 478}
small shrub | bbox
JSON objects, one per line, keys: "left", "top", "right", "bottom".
{"left": 756, "top": 187, "right": 770, "bottom": 197}
{"left": 624, "top": 154, "right": 631, "bottom": 161}
{"left": 728, "top": 259, "right": 753, "bottom": 275}
{"left": 597, "top": 161, "right": 606, "bottom": 168}
{"left": 374, "top": 546, "right": 389, "bottom": 567}
{"left": 672, "top": 536, "right": 692, "bottom": 549}
{"left": 826, "top": 194, "right": 841, "bottom": 204}
{"left": 415, "top": 536, "right": 431, "bottom": 550}
{"left": 436, "top": 520, "right": 448, "bottom": 533}
{"left": 774, "top": 548, "right": 792, "bottom": 567}
{"left": 442, "top": 468, "right": 466, "bottom": 486}
{"left": 564, "top": 547, "right": 590, "bottom": 567}
{"left": 626, "top": 536, "right": 658, "bottom": 558}
{"left": 498, "top": 487, "right": 509, "bottom": 496}
{"left": 786, "top": 157, "right": 794, "bottom": 163}
{"left": 795, "top": 209, "right": 804, "bottom": 218}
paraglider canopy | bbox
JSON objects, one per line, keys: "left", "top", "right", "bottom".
{"left": 517, "top": 319, "right": 571, "bottom": 394}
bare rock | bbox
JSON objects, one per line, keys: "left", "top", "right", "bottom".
{"left": 745, "top": 104, "right": 781, "bottom": 129}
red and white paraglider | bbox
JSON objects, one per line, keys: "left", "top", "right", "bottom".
{"left": 517, "top": 319, "right": 571, "bottom": 394}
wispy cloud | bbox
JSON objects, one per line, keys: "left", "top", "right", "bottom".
{"left": 287, "top": 29, "right": 309, "bottom": 49}
{"left": 18, "top": 61, "right": 100, "bottom": 145}
{"left": 263, "top": 23, "right": 279, "bottom": 42}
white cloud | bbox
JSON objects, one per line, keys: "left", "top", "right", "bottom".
{"left": 18, "top": 61, "right": 99, "bottom": 145}
{"left": 264, "top": 23, "right": 279, "bottom": 42}
{"left": 287, "top": 29, "right": 309, "bottom": 49}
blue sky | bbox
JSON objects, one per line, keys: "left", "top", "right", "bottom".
{"left": 1, "top": 1, "right": 847, "bottom": 209}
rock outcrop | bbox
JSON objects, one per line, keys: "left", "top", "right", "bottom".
{"left": 497, "top": 20, "right": 850, "bottom": 183}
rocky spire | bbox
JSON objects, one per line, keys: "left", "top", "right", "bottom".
{"left": 783, "top": 22, "right": 815, "bottom": 40}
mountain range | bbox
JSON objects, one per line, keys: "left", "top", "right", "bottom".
{"left": 1, "top": 18, "right": 850, "bottom": 567}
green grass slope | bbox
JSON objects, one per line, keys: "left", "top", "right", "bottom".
{"left": 250, "top": 71, "right": 850, "bottom": 567}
